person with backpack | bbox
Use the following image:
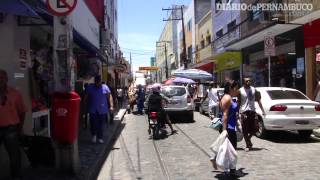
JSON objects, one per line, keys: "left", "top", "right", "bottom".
{"left": 237, "top": 77, "right": 265, "bottom": 152}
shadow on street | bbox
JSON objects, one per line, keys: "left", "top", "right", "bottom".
{"left": 262, "top": 131, "right": 320, "bottom": 144}
{"left": 214, "top": 168, "right": 248, "bottom": 180}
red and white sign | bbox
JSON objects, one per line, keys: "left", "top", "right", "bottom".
{"left": 46, "top": 0, "right": 77, "bottom": 16}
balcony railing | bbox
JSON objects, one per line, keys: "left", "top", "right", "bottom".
{"left": 196, "top": 44, "right": 213, "bottom": 63}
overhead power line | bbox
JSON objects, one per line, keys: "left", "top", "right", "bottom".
{"left": 121, "top": 47, "right": 155, "bottom": 53}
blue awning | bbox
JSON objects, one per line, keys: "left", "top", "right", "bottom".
{"left": 73, "top": 29, "right": 107, "bottom": 63}
{"left": 0, "top": 0, "right": 38, "bottom": 17}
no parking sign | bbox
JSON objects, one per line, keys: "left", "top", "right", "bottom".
{"left": 46, "top": 0, "right": 77, "bottom": 16}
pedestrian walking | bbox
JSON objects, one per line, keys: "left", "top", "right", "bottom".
{"left": 116, "top": 87, "right": 124, "bottom": 109}
{"left": 203, "top": 82, "right": 219, "bottom": 118}
{"left": 0, "top": 69, "right": 26, "bottom": 179}
{"left": 237, "top": 77, "right": 265, "bottom": 152}
{"left": 84, "top": 75, "right": 114, "bottom": 144}
{"left": 210, "top": 81, "right": 242, "bottom": 177}
{"left": 128, "top": 82, "right": 136, "bottom": 112}
{"left": 136, "top": 84, "right": 145, "bottom": 115}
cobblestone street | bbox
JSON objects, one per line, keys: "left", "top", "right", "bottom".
{"left": 97, "top": 112, "right": 320, "bottom": 180}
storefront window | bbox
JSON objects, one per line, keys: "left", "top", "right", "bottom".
{"left": 245, "top": 52, "right": 303, "bottom": 88}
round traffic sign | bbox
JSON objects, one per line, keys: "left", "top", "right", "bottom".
{"left": 265, "top": 36, "right": 274, "bottom": 47}
{"left": 46, "top": 0, "right": 77, "bottom": 16}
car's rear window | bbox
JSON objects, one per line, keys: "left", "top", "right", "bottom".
{"left": 266, "top": 90, "right": 308, "bottom": 100}
{"left": 161, "top": 87, "right": 186, "bottom": 97}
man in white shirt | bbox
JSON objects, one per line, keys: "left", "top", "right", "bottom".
{"left": 204, "top": 82, "right": 219, "bottom": 118}
{"left": 237, "top": 77, "right": 265, "bottom": 152}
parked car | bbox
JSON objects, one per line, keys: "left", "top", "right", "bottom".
{"left": 254, "top": 87, "right": 320, "bottom": 139}
{"left": 199, "top": 88, "right": 224, "bottom": 115}
{"left": 161, "top": 85, "right": 194, "bottom": 121}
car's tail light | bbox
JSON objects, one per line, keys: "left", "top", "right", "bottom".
{"left": 270, "top": 105, "right": 287, "bottom": 111}
{"left": 187, "top": 95, "right": 192, "bottom": 103}
{"left": 315, "top": 105, "right": 320, "bottom": 111}
{"left": 150, "top": 112, "right": 157, "bottom": 119}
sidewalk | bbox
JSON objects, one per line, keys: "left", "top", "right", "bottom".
{"left": 20, "top": 109, "right": 127, "bottom": 180}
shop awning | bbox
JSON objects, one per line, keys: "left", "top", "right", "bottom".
{"left": 192, "top": 59, "right": 214, "bottom": 73}
{"left": 226, "top": 23, "right": 300, "bottom": 51}
{"left": 29, "top": 1, "right": 108, "bottom": 63}
{"left": 0, "top": 0, "right": 39, "bottom": 17}
{"left": 73, "top": 30, "right": 107, "bottom": 63}
{"left": 291, "top": 9, "right": 320, "bottom": 25}
{"left": 214, "top": 52, "right": 242, "bottom": 73}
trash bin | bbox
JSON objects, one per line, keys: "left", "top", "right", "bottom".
{"left": 52, "top": 92, "right": 81, "bottom": 143}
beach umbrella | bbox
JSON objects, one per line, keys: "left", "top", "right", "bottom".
{"left": 173, "top": 69, "right": 213, "bottom": 80}
{"left": 172, "top": 77, "right": 195, "bottom": 84}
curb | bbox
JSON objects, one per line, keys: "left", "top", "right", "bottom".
{"left": 85, "top": 109, "right": 127, "bottom": 180}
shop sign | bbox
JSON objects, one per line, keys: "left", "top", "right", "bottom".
{"left": 46, "top": 0, "right": 77, "bottom": 16}
{"left": 19, "top": 48, "right": 27, "bottom": 70}
{"left": 114, "top": 64, "right": 126, "bottom": 72}
{"left": 71, "top": 0, "right": 99, "bottom": 48}
{"left": 264, "top": 35, "right": 275, "bottom": 56}
{"left": 214, "top": 52, "right": 242, "bottom": 73}
{"left": 139, "top": 66, "right": 160, "bottom": 71}
{"left": 316, "top": 53, "right": 320, "bottom": 62}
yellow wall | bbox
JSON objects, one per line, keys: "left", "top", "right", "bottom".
{"left": 196, "top": 11, "right": 212, "bottom": 63}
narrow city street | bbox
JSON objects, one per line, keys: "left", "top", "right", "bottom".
{"left": 97, "top": 112, "right": 320, "bottom": 180}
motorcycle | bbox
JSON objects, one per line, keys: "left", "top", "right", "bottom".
{"left": 148, "top": 112, "right": 166, "bottom": 139}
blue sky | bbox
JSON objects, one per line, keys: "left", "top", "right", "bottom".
{"left": 118, "top": 0, "right": 191, "bottom": 72}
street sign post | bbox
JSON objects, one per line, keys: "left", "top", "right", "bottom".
{"left": 264, "top": 35, "right": 275, "bottom": 87}
{"left": 46, "top": 0, "right": 77, "bottom": 16}
{"left": 48, "top": 0, "right": 79, "bottom": 173}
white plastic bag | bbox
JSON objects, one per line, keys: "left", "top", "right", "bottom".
{"left": 210, "top": 130, "right": 228, "bottom": 155}
{"left": 215, "top": 138, "right": 238, "bottom": 171}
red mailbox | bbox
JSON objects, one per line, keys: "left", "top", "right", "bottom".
{"left": 52, "top": 91, "right": 81, "bottom": 143}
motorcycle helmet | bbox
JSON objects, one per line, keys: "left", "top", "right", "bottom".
{"left": 151, "top": 83, "right": 161, "bottom": 93}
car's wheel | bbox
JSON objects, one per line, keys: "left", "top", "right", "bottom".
{"left": 256, "top": 116, "right": 268, "bottom": 139}
{"left": 298, "top": 130, "right": 312, "bottom": 139}
{"left": 187, "top": 111, "right": 194, "bottom": 122}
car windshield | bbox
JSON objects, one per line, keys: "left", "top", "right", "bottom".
{"left": 266, "top": 90, "right": 308, "bottom": 100}
{"left": 161, "top": 87, "right": 186, "bottom": 97}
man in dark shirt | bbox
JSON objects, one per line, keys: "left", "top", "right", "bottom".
{"left": 148, "top": 84, "right": 176, "bottom": 134}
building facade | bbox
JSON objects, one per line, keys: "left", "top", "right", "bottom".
{"left": 156, "top": 5, "right": 180, "bottom": 82}
{"left": 177, "top": 2, "right": 196, "bottom": 68}
{"left": 211, "top": 0, "right": 242, "bottom": 83}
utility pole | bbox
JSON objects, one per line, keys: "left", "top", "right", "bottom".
{"left": 164, "top": 43, "right": 168, "bottom": 79}
{"left": 130, "top": 52, "right": 132, "bottom": 74}
{"left": 157, "top": 41, "right": 170, "bottom": 79}
{"left": 162, "top": 5, "right": 187, "bottom": 69}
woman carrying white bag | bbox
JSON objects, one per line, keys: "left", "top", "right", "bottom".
{"left": 210, "top": 81, "right": 243, "bottom": 177}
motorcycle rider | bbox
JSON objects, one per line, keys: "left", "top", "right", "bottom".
{"left": 148, "top": 84, "right": 176, "bottom": 135}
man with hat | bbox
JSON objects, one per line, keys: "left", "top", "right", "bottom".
{"left": 84, "top": 75, "right": 114, "bottom": 144}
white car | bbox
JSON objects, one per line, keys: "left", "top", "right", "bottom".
{"left": 254, "top": 87, "right": 320, "bottom": 139}
{"left": 161, "top": 85, "right": 194, "bottom": 122}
